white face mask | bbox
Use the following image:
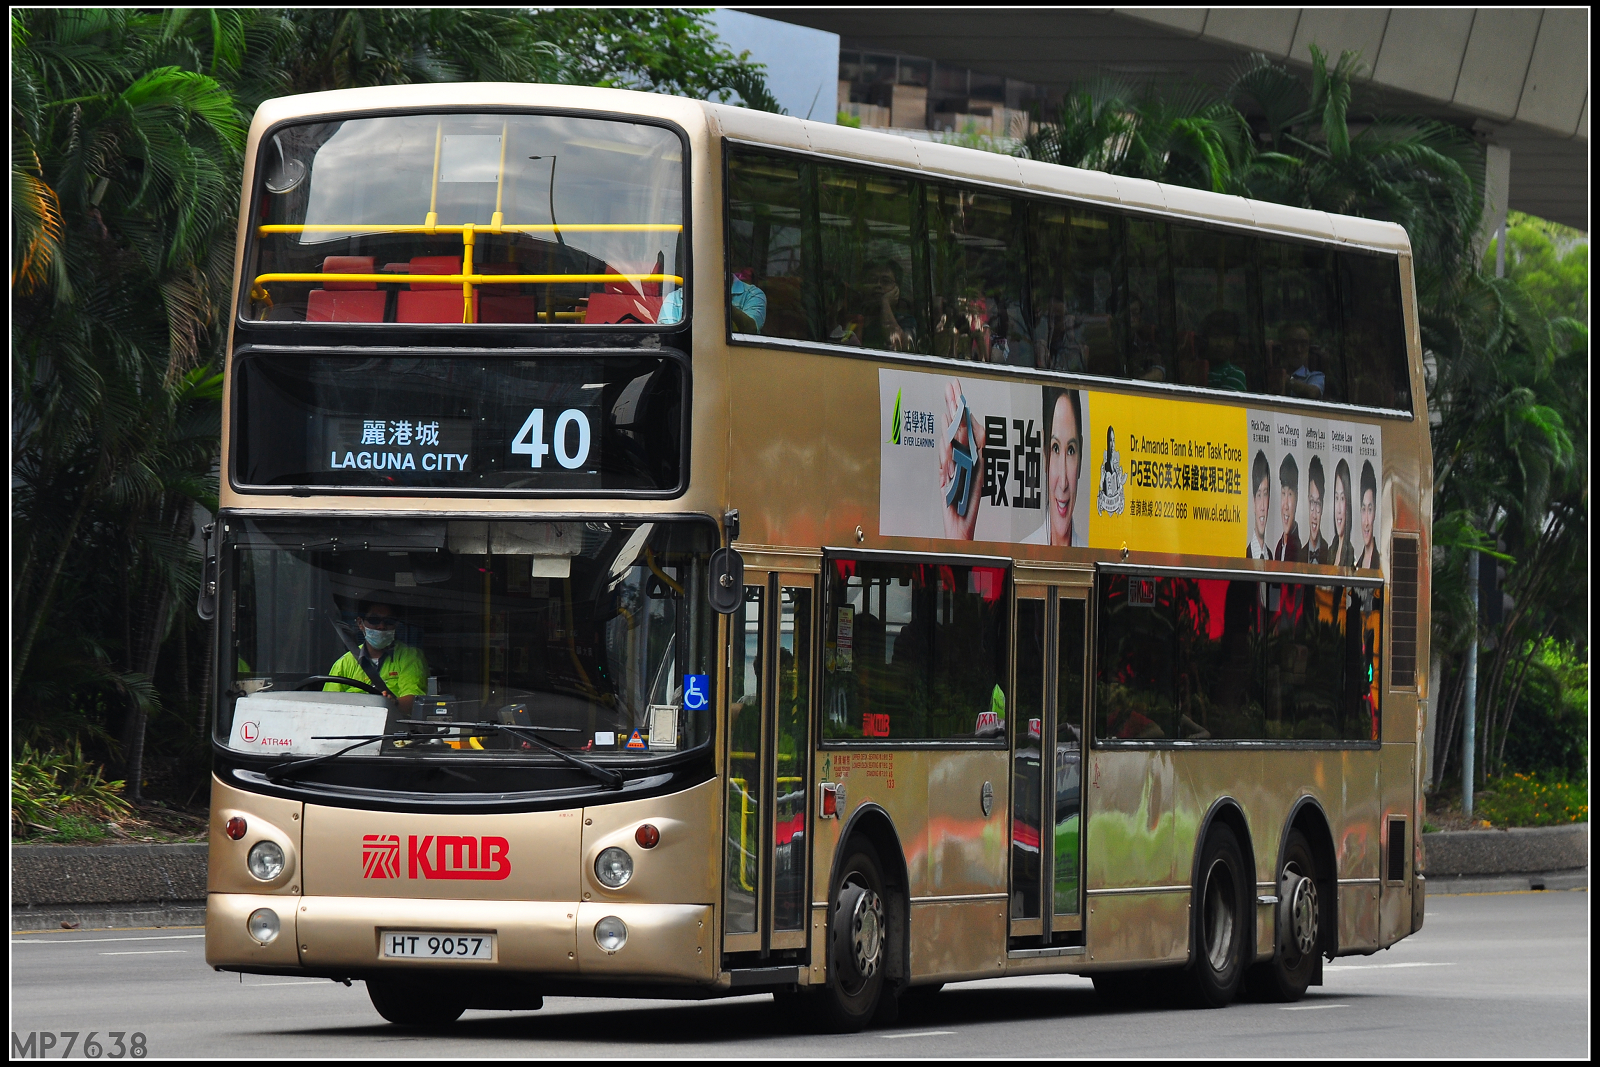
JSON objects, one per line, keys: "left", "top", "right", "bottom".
{"left": 362, "top": 626, "right": 396, "bottom": 650}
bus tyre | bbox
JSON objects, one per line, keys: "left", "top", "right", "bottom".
{"left": 1181, "top": 824, "right": 1249, "bottom": 1009}
{"left": 366, "top": 979, "right": 466, "bottom": 1026}
{"left": 1245, "top": 829, "right": 1321, "bottom": 1002}
{"left": 819, "top": 842, "right": 890, "bottom": 1032}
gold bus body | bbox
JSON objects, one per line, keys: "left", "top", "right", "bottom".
{"left": 210, "top": 83, "right": 1430, "bottom": 993}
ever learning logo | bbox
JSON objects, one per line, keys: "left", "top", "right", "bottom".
{"left": 889, "top": 387, "right": 903, "bottom": 445}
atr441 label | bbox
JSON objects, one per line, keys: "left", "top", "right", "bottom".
{"left": 362, "top": 834, "right": 511, "bottom": 880}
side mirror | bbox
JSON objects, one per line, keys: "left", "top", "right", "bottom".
{"left": 196, "top": 522, "right": 218, "bottom": 621}
{"left": 708, "top": 546, "right": 744, "bottom": 614}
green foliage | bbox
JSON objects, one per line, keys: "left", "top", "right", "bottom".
{"left": 12, "top": 742, "right": 132, "bottom": 840}
{"left": 936, "top": 119, "right": 1015, "bottom": 155}
{"left": 1498, "top": 639, "right": 1588, "bottom": 780}
{"left": 1484, "top": 211, "right": 1588, "bottom": 322}
{"left": 531, "top": 8, "right": 782, "bottom": 112}
{"left": 836, "top": 110, "right": 861, "bottom": 129}
{"left": 1474, "top": 771, "right": 1588, "bottom": 828}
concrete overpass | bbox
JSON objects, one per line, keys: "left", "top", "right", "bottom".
{"left": 753, "top": 8, "right": 1588, "bottom": 232}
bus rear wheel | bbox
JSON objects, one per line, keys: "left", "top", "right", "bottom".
{"left": 1180, "top": 824, "right": 1248, "bottom": 1009}
{"left": 366, "top": 978, "right": 466, "bottom": 1026}
{"left": 1245, "top": 829, "right": 1321, "bottom": 1002}
{"left": 815, "top": 841, "right": 891, "bottom": 1032}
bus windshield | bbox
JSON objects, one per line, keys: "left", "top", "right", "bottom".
{"left": 247, "top": 112, "right": 685, "bottom": 327}
{"left": 218, "top": 518, "right": 716, "bottom": 767}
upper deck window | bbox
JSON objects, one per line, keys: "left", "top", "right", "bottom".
{"left": 727, "top": 145, "right": 1412, "bottom": 413}
{"left": 247, "top": 113, "right": 685, "bottom": 327}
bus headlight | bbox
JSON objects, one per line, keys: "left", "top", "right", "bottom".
{"left": 594, "top": 847, "right": 633, "bottom": 888}
{"left": 248, "top": 840, "right": 286, "bottom": 881}
{"left": 594, "top": 915, "right": 628, "bottom": 951}
{"left": 247, "top": 908, "right": 280, "bottom": 944}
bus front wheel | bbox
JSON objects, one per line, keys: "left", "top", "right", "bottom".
{"left": 817, "top": 842, "right": 891, "bottom": 1032}
{"left": 1180, "top": 824, "right": 1249, "bottom": 1008}
{"left": 366, "top": 978, "right": 466, "bottom": 1026}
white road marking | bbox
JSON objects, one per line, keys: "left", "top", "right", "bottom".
{"left": 14, "top": 934, "right": 206, "bottom": 944}
{"left": 882, "top": 1030, "right": 958, "bottom": 1039}
{"left": 99, "top": 949, "right": 189, "bottom": 956}
{"left": 247, "top": 980, "right": 326, "bottom": 987}
{"left": 1281, "top": 1004, "right": 1348, "bottom": 1010}
{"left": 1325, "top": 961, "right": 1457, "bottom": 970}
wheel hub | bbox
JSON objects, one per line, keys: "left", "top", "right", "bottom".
{"left": 850, "top": 885, "right": 884, "bottom": 979}
{"left": 1284, "top": 872, "right": 1318, "bottom": 957}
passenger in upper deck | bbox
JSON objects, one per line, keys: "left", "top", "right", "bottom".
{"left": 324, "top": 600, "right": 428, "bottom": 714}
{"left": 658, "top": 270, "right": 766, "bottom": 333}
{"left": 858, "top": 259, "right": 917, "bottom": 352}
{"left": 1201, "top": 309, "right": 1248, "bottom": 393}
{"left": 1273, "top": 323, "right": 1327, "bottom": 400}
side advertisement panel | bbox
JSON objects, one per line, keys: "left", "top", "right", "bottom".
{"left": 879, "top": 368, "right": 1383, "bottom": 564}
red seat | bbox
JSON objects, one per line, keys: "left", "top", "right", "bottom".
{"left": 472, "top": 261, "right": 537, "bottom": 322}
{"left": 306, "top": 256, "right": 387, "bottom": 322}
{"left": 481, "top": 296, "right": 539, "bottom": 323}
{"left": 584, "top": 293, "right": 662, "bottom": 324}
{"left": 398, "top": 256, "right": 475, "bottom": 323}
{"left": 602, "top": 255, "right": 664, "bottom": 297}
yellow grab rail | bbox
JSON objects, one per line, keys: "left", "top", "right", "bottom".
{"left": 728, "top": 775, "right": 806, "bottom": 893}
{"left": 251, "top": 217, "right": 681, "bottom": 322}
{"left": 252, "top": 273, "right": 681, "bottom": 285}
{"left": 257, "top": 223, "right": 683, "bottom": 234}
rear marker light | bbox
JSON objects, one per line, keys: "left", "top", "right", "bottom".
{"left": 225, "top": 817, "right": 247, "bottom": 840}
{"left": 635, "top": 824, "right": 660, "bottom": 849}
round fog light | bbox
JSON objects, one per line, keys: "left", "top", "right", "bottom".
{"left": 594, "top": 915, "right": 628, "bottom": 952}
{"left": 248, "top": 840, "right": 286, "bottom": 881}
{"left": 635, "top": 823, "right": 660, "bottom": 849}
{"left": 247, "top": 908, "right": 280, "bottom": 944}
{"left": 595, "top": 846, "right": 633, "bottom": 888}
{"left": 225, "top": 817, "right": 247, "bottom": 840}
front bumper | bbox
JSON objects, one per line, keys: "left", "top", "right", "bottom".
{"left": 207, "top": 893, "right": 715, "bottom": 983}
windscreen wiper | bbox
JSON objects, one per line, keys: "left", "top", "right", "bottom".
{"left": 398, "top": 719, "right": 625, "bottom": 790}
{"left": 263, "top": 732, "right": 421, "bottom": 782}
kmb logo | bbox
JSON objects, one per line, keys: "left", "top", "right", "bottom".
{"left": 362, "top": 834, "right": 510, "bottom": 880}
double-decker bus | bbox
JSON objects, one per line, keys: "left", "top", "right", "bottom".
{"left": 204, "top": 83, "right": 1429, "bottom": 1030}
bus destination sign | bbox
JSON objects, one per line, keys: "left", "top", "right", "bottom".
{"left": 234, "top": 351, "right": 684, "bottom": 494}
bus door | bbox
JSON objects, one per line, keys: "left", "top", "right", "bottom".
{"left": 724, "top": 573, "right": 815, "bottom": 955}
{"left": 1010, "top": 585, "right": 1088, "bottom": 943}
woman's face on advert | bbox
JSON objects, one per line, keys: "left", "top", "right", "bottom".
{"left": 1333, "top": 475, "right": 1348, "bottom": 539}
{"left": 1049, "top": 394, "right": 1081, "bottom": 545}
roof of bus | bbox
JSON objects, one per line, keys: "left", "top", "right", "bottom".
{"left": 247, "top": 83, "right": 1412, "bottom": 256}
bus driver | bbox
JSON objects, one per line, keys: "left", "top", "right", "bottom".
{"left": 324, "top": 600, "right": 428, "bottom": 714}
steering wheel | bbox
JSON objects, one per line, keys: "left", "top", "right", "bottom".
{"left": 294, "top": 674, "right": 385, "bottom": 696}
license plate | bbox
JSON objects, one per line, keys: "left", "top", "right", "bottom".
{"left": 380, "top": 930, "right": 495, "bottom": 960}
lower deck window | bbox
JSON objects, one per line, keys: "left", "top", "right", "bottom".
{"left": 1095, "top": 573, "right": 1382, "bottom": 743}
{"left": 823, "top": 558, "right": 1009, "bottom": 742}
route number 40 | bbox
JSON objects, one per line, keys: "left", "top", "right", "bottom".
{"left": 511, "top": 408, "right": 592, "bottom": 469}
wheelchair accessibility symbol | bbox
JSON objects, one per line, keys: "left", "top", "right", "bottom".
{"left": 683, "top": 674, "right": 710, "bottom": 711}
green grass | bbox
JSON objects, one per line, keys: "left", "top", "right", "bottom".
{"left": 1475, "top": 772, "right": 1588, "bottom": 827}
{"left": 11, "top": 742, "right": 131, "bottom": 842}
